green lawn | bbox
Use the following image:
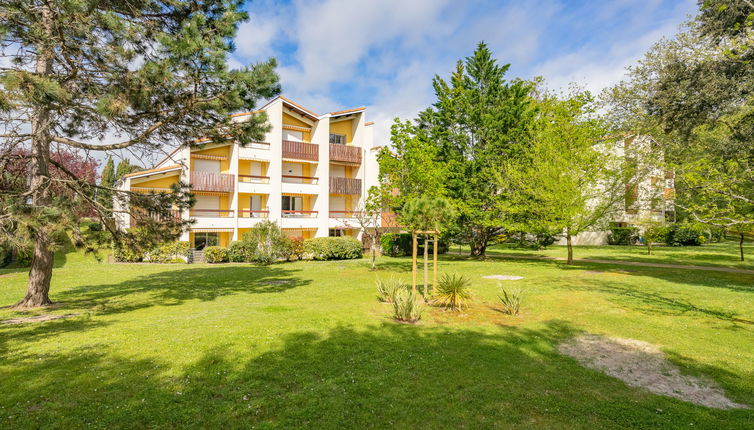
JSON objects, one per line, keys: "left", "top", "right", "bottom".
{"left": 1, "top": 250, "right": 753, "bottom": 429}
{"left": 456, "top": 240, "right": 754, "bottom": 270}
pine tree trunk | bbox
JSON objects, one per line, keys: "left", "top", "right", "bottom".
{"left": 740, "top": 233, "right": 745, "bottom": 262}
{"left": 15, "top": 4, "right": 55, "bottom": 309}
{"left": 566, "top": 230, "right": 574, "bottom": 265}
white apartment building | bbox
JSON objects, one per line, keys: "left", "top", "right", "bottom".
{"left": 115, "top": 96, "right": 381, "bottom": 249}
{"left": 557, "top": 134, "right": 675, "bottom": 245}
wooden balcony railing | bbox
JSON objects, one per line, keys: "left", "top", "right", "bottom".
{"left": 190, "top": 209, "right": 234, "bottom": 218}
{"left": 190, "top": 171, "right": 234, "bottom": 193}
{"left": 282, "top": 140, "right": 318, "bottom": 161}
{"left": 130, "top": 209, "right": 181, "bottom": 227}
{"left": 238, "top": 210, "right": 269, "bottom": 218}
{"left": 329, "top": 210, "right": 360, "bottom": 218}
{"left": 282, "top": 175, "right": 318, "bottom": 184}
{"left": 282, "top": 210, "right": 318, "bottom": 218}
{"left": 238, "top": 174, "right": 270, "bottom": 184}
{"left": 329, "top": 144, "right": 361, "bottom": 164}
{"left": 329, "top": 176, "right": 362, "bottom": 195}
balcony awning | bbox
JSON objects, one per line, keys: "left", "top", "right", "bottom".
{"left": 193, "top": 191, "right": 229, "bottom": 196}
{"left": 192, "top": 228, "right": 234, "bottom": 233}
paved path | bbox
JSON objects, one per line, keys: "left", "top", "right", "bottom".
{"left": 447, "top": 252, "right": 754, "bottom": 275}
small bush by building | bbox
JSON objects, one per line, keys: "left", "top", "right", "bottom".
{"left": 304, "top": 237, "right": 362, "bottom": 260}
{"left": 607, "top": 226, "right": 639, "bottom": 245}
{"left": 203, "top": 246, "right": 229, "bottom": 263}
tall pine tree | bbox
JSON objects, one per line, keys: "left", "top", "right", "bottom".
{"left": 97, "top": 157, "right": 115, "bottom": 211}
{"left": 0, "top": 0, "right": 280, "bottom": 308}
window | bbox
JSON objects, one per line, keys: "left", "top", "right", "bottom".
{"left": 194, "top": 159, "right": 221, "bottom": 173}
{"left": 329, "top": 133, "right": 346, "bottom": 145}
{"left": 329, "top": 228, "right": 346, "bottom": 237}
{"left": 282, "top": 196, "right": 303, "bottom": 216}
{"left": 194, "top": 232, "right": 218, "bottom": 250}
{"left": 283, "top": 130, "right": 303, "bottom": 142}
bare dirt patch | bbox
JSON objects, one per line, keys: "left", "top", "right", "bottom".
{"left": 483, "top": 275, "right": 524, "bottom": 281}
{"left": 558, "top": 334, "right": 748, "bottom": 409}
{"left": 1, "top": 313, "right": 78, "bottom": 325}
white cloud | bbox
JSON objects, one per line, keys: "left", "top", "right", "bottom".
{"left": 235, "top": 18, "right": 280, "bottom": 61}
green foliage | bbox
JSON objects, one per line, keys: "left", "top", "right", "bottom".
{"left": 237, "top": 221, "right": 292, "bottom": 264}
{"left": 97, "top": 157, "right": 116, "bottom": 211}
{"left": 376, "top": 277, "right": 409, "bottom": 303}
{"left": 304, "top": 237, "right": 362, "bottom": 261}
{"left": 399, "top": 197, "right": 455, "bottom": 233}
{"left": 380, "top": 233, "right": 448, "bottom": 257}
{"left": 434, "top": 273, "right": 472, "bottom": 311}
{"left": 608, "top": 226, "right": 639, "bottom": 245}
{"left": 228, "top": 241, "right": 248, "bottom": 263}
{"left": 146, "top": 241, "right": 190, "bottom": 263}
{"left": 203, "top": 246, "right": 229, "bottom": 264}
{"left": 392, "top": 288, "right": 424, "bottom": 323}
{"left": 498, "top": 285, "right": 523, "bottom": 315}
{"left": 668, "top": 224, "right": 708, "bottom": 246}
{"left": 113, "top": 245, "right": 143, "bottom": 263}
{"left": 644, "top": 225, "right": 672, "bottom": 245}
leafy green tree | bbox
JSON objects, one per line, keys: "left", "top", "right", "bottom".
{"left": 97, "top": 156, "right": 116, "bottom": 211}
{"left": 604, "top": 1, "right": 754, "bottom": 258}
{"left": 399, "top": 196, "right": 455, "bottom": 233}
{"left": 378, "top": 43, "right": 535, "bottom": 257}
{"left": 504, "top": 88, "right": 622, "bottom": 264}
{"left": 0, "top": 0, "right": 280, "bottom": 308}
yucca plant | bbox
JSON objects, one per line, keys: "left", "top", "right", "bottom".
{"left": 392, "top": 288, "right": 423, "bottom": 323}
{"left": 498, "top": 284, "right": 523, "bottom": 315}
{"left": 434, "top": 273, "right": 472, "bottom": 311}
{"left": 376, "top": 277, "right": 408, "bottom": 303}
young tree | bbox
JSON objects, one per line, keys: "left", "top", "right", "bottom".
{"left": 337, "top": 190, "right": 393, "bottom": 271}
{"left": 504, "top": 89, "right": 623, "bottom": 264}
{"left": 0, "top": 0, "right": 280, "bottom": 308}
{"left": 115, "top": 159, "right": 143, "bottom": 182}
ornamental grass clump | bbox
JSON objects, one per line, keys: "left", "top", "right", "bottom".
{"left": 392, "top": 288, "right": 423, "bottom": 323}
{"left": 498, "top": 284, "right": 523, "bottom": 315}
{"left": 376, "top": 277, "right": 408, "bottom": 303}
{"left": 434, "top": 273, "right": 472, "bottom": 311}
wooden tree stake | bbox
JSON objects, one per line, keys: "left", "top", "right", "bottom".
{"left": 412, "top": 232, "right": 418, "bottom": 293}
{"left": 433, "top": 232, "right": 438, "bottom": 290}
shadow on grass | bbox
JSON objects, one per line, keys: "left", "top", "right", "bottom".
{"left": 2, "top": 320, "right": 750, "bottom": 428}
{"left": 57, "top": 264, "right": 311, "bottom": 315}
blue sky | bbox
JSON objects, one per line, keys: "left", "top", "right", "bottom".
{"left": 229, "top": 0, "right": 697, "bottom": 145}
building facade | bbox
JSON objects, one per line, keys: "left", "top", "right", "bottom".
{"left": 115, "top": 96, "right": 381, "bottom": 249}
{"left": 557, "top": 134, "right": 675, "bottom": 246}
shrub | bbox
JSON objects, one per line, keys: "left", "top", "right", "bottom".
{"left": 304, "top": 237, "right": 362, "bottom": 260}
{"left": 113, "top": 244, "right": 143, "bottom": 263}
{"left": 380, "top": 232, "right": 448, "bottom": 257}
{"left": 203, "top": 246, "right": 229, "bottom": 263}
{"left": 498, "top": 284, "right": 523, "bottom": 315}
{"left": 607, "top": 226, "right": 639, "bottom": 245}
{"left": 146, "top": 241, "right": 189, "bottom": 263}
{"left": 644, "top": 225, "right": 672, "bottom": 244}
{"left": 392, "top": 288, "right": 423, "bottom": 323}
{"left": 228, "top": 241, "right": 248, "bottom": 262}
{"left": 376, "top": 277, "right": 409, "bottom": 303}
{"left": 290, "top": 237, "right": 305, "bottom": 260}
{"left": 239, "top": 220, "right": 292, "bottom": 264}
{"left": 669, "top": 223, "right": 707, "bottom": 246}
{"left": 434, "top": 273, "right": 472, "bottom": 311}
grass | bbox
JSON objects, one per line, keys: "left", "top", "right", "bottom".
{"left": 453, "top": 239, "right": 754, "bottom": 270}
{"left": 1, "top": 249, "right": 753, "bottom": 428}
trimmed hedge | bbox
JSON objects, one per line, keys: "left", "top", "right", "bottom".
{"left": 146, "top": 241, "right": 189, "bottom": 263}
{"left": 304, "top": 237, "right": 362, "bottom": 260}
{"left": 380, "top": 233, "right": 448, "bottom": 257}
{"left": 203, "top": 246, "right": 229, "bottom": 263}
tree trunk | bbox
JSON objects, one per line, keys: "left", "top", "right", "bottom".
{"left": 469, "top": 228, "right": 488, "bottom": 257}
{"left": 15, "top": 4, "right": 55, "bottom": 309}
{"left": 370, "top": 240, "right": 377, "bottom": 271}
{"left": 740, "top": 233, "right": 745, "bottom": 262}
{"left": 647, "top": 240, "right": 652, "bottom": 255}
{"left": 566, "top": 229, "right": 574, "bottom": 265}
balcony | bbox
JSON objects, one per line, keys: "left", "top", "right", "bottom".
{"left": 282, "top": 210, "right": 318, "bottom": 218}
{"left": 238, "top": 174, "right": 270, "bottom": 184}
{"left": 329, "top": 144, "right": 361, "bottom": 164}
{"left": 329, "top": 176, "right": 362, "bottom": 195}
{"left": 191, "top": 171, "right": 235, "bottom": 193}
{"left": 238, "top": 210, "right": 269, "bottom": 218}
{"left": 282, "top": 140, "right": 318, "bottom": 161}
{"left": 282, "top": 175, "right": 319, "bottom": 184}
{"left": 329, "top": 210, "right": 360, "bottom": 218}
{"left": 190, "top": 209, "right": 234, "bottom": 218}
